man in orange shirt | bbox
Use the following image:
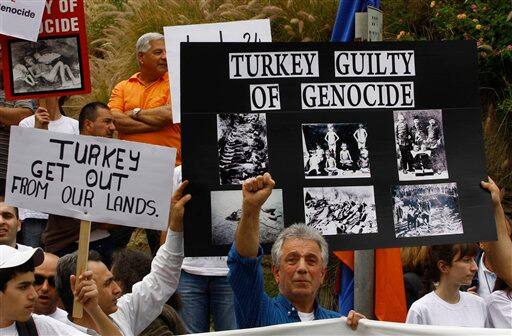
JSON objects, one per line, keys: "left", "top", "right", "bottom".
{"left": 108, "top": 32, "right": 181, "bottom": 254}
{"left": 108, "top": 32, "right": 181, "bottom": 165}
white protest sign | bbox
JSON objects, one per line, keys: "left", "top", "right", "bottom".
{"left": 367, "top": 6, "right": 383, "bottom": 42}
{"left": 6, "top": 127, "right": 175, "bottom": 230}
{"left": 163, "top": 19, "right": 271, "bottom": 123}
{"left": 0, "top": 0, "right": 46, "bottom": 42}
{"left": 195, "top": 317, "right": 510, "bottom": 336}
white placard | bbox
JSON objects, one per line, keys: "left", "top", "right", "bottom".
{"left": 368, "top": 6, "right": 383, "bottom": 42}
{"left": 6, "top": 127, "right": 175, "bottom": 230}
{"left": 164, "top": 19, "right": 271, "bottom": 123}
{"left": 195, "top": 317, "right": 510, "bottom": 336}
{"left": 0, "top": 0, "right": 46, "bottom": 42}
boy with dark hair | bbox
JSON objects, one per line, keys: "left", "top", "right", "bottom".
{"left": 0, "top": 245, "right": 89, "bottom": 335}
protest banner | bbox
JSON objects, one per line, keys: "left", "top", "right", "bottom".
{"left": 193, "top": 318, "right": 511, "bottom": 336}
{"left": 163, "top": 19, "right": 271, "bottom": 123}
{"left": 5, "top": 127, "right": 175, "bottom": 230}
{"left": 0, "top": 0, "right": 91, "bottom": 100}
{"left": 180, "top": 41, "right": 494, "bottom": 256}
{"left": 0, "top": 0, "right": 46, "bottom": 42}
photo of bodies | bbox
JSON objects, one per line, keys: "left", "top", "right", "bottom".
{"left": 9, "top": 37, "right": 82, "bottom": 94}
{"left": 393, "top": 109, "right": 448, "bottom": 181}
{"left": 217, "top": 113, "right": 269, "bottom": 185}
{"left": 392, "top": 182, "right": 463, "bottom": 238}
{"left": 302, "top": 123, "right": 370, "bottom": 179}
{"left": 211, "top": 189, "right": 284, "bottom": 245}
{"left": 304, "top": 186, "right": 377, "bottom": 235}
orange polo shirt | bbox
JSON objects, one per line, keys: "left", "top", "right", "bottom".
{"left": 108, "top": 72, "right": 181, "bottom": 165}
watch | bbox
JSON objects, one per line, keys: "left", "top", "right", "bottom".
{"left": 132, "top": 107, "right": 141, "bottom": 118}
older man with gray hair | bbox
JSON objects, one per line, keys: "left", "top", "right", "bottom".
{"left": 228, "top": 172, "right": 365, "bottom": 329}
{"left": 108, "top": 32, "right": 181, "bottom": 254}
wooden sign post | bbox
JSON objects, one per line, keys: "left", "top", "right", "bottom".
{"left": 72, "top": 220, "right": 91, "bottom": 318}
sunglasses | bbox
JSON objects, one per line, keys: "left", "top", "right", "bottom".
{"left": 34, "top": 274, "right": 55, "bottom": 287}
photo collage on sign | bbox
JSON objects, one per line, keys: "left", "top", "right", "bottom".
{"left": 392, "top": 109, "right": 461, "bottom": 238}
{"left": 213, "top": 113, "right": 283, "bottom": 245}
{"left": 9, "top": 37, "right": 83, "bottom": 95}
{"left": 302, "top": 122, "right": 375, "bottom": 237}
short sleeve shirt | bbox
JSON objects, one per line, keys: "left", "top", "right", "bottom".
{"left": 0, "top": 89, "right": 34, "bottom": 179}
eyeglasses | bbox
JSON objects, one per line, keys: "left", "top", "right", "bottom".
{"left": 34, "top": 274, "right": 55, "bottom": 287}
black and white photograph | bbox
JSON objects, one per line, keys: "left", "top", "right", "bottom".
{"left": 392, "top": 182, "right": 463, "bottom": 238}
{"left": 304, "top": 186, "right": 377, "bottom": 235}
{"left": 211, "top": 189, "right": 284, "bottom": 245}
{"left": 302, "top": 123, "right": 371, "bottom": 179}
{"left": 393, "top": 109, "right": 448, "bottom": 181}
{"left": 8, "top": 37, "right": 83, "bottom": 95}
{"left": 217, "top": 113, "right": 269, "bottom": 185}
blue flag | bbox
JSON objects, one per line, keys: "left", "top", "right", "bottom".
{"left": 331, "top": 0, "right": 381, "bottom": 42}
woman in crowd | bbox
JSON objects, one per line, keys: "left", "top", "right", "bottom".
{"left": 406, "top": 243, "right": 487, "bottom": 327}
{"left": 486, "top": 278, "right": 512, "bottom": 328}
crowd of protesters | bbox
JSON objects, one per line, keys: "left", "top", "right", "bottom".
{"left": 0, "top": 32, "right": 510, "bottom": 336}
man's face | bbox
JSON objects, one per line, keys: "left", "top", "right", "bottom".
{"left": 444, "top": 252, "right": 478, "bottom": 286}
{"left": 0, "top": 272, "right": 38, "bottom": 324}
{"left": 34, "top": 254, "right": 59, "bottom": 315}
{"left": 0, "top": 203, "right": 21, "bottom": 247}
{"left": 138, "top": 39, "right": 167, "bottom": 76}
{"left": 272, "top": 238, "right": 326, "bottom": 304}
{"left": 85, "top": 108, "right": 116, "bottom": 138}
{"left": 88, "top": 261, "right": 122, "bottom": 315}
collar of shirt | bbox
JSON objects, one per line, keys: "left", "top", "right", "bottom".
{"left": 128, "top": 72, "right": 168, "bottom": 86}
{"left": 274, "top": 293, "right": 328, "bottom": 320}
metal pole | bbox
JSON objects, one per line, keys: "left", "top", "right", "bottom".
{"left": 354, "top": 249, "right": 375, "bottom": 318}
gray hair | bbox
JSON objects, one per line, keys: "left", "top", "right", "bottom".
{"left": 271, "top": 223, "right": 329, "bottom": 267}
{"left": 56, "top": 250, "right": 102, "bottom": 315}
{"left": 136, "top": 32, "right": 164, "bottom": 53}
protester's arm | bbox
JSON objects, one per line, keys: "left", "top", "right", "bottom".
{"left": 33, "top": 107, "right": 50, "bottom": 129}
{"left": 108, "top": 81, "right": 160, "bottom": 134}
{"left": 71, "top": 271, "right": 122, "bottom": 336}
{"left": 481, "top": 177, "right": 512, "bottom": 287}
{"left": 131, "top": 105, "right": 172, "bottom": 127}
{"left": 235, "top": 173, "right": 275, "bottom": 258}
{"left": 113, "top": 182, "right": 190, "bottom": 335}
{"left": 0, "top": 106, "right": 32, "bottom": 126}
{"left": 110, "top": 110, "right": 161, "bottom": 134}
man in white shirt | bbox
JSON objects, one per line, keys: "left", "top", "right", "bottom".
{"left": 0, "top": 202, "right": 31, "bottom": 251}
{"left": 476, "top": 251, "right": 497, "bottom": 300}
{"left": 55, "top": 180, "right": 191, "bottom": 336}
{"left": 174, "top": 165, "right": 236, "bottom": 332}
{"left": 33, "top": 252, "right": 68, "bottom": 321}
{"left": 18, "top": 97, "right": 79, "bottom": 248}
{"left": 0, "top": 245, "right": 90, "bottom": 336}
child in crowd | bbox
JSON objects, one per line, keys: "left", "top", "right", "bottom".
{"left": 406, "top": 243, "right": 487, "bottom": 327}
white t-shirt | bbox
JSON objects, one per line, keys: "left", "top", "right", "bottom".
{"left": 0, "top": 314, "right": 88, "bottom": 336}
{"left": 406, "top": 291, "right": 487, "bottom": 327}
{"left": 298, "top": 311, "right": 315, "bottom": 322}
{"left": 47, "top": 307, "right": 68, "bottom": 323}
{"left": 18, "top": 114, "right": 79, "bottom": 221}
{"left": 486, "top": 289, "right": 512, "bottom": 328}
{"left": 477, "top": 253, "right": 497, "bottom": 300}
{"left": 173, "top": 165, "right": 229, "bottom": 276}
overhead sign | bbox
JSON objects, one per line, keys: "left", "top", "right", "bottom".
{"left": 163, "top": 19, "right": 271, "bottom": 123}
{"left": 6, "top": 127, "right": 175, "bottom": 230}
{"left": 180, "top": 41, "right": 494, "bottom": 256}
{"left": 0, "top": 0, "right": 91, "bottom": 100}
{"left": 0, "top": 0, "right": 46, "bottom": 42}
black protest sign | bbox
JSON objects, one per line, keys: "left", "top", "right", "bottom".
{"left": 181, "top": 41, "right": 494, "bottom": 256}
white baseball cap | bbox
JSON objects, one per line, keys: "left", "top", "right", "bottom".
{"left": 0, "top": 245, "right": 44, "bottom": 269}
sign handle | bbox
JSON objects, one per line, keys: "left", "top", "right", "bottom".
{"left": 37, "top": 98, "right": 49, "bottom": 130}
{"left": 72, "top": 220, "right": 91, "bottom": 318}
